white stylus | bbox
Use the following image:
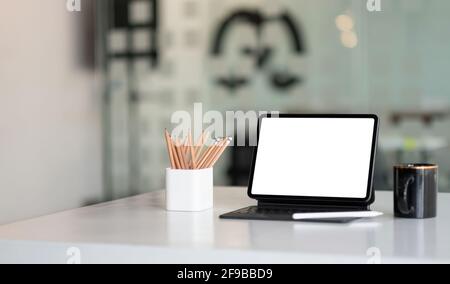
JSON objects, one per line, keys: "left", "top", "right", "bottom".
{"left": 292, "top": 211, "right": 383, "bottom": 220}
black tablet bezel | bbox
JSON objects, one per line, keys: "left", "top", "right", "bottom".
{"left": 247, "top": 114, "right": 379, "bottom": 206}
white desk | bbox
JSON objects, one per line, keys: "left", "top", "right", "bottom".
{"left": 0, "top": 187, "right": 449, "bottom": 264}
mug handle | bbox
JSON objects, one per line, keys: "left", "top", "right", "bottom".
{"left": 397, "top": 175, "right": 415, "bottom": 214}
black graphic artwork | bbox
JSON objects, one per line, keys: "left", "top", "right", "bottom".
{"left": 211, "top": 9, "right": 306, "bottom": 93}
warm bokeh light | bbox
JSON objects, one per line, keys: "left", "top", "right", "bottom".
{"left": 340, "top": 31, "right": 358, "bottom": 48}
{"left": 335, "top": 14, "right": 354, "bottom": 32}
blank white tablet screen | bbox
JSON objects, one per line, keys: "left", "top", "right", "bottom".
{"left": 251, "top": 117, "right": 375, "bottom": 198}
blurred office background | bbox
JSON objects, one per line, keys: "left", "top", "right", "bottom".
{"left": 1, "top": 0, "right": 450, "bottom": 224}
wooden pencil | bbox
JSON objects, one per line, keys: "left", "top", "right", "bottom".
{"left": 170, "top": 135, "right": 181, "bottom": 169}
{"left": 204, "top": 139, "right": 224, "bottom": 168}
{"left": 183, "top": 136, "right": 189, "bottom": 156}
{"left": 185, "top": 135, "right": 194, "bottom": 169}
{"left": 175, "top": 138, "right": 186, "bottom": 169}
{"left": 194, "top": 130, "right": 209, "bottom": 156}
{"left": 181, "top": 138, "right": 189, "bottom": 169}
{"left": 192, "top": 130, "right": 207, "bottom": 166}
{"left": 179, "top": 136, "right": 187, "bottom": 168}
{"left": 164, "top": 129, "right": 176, "bottom": 169}
{"left": 208, "top": 137, "right": 232, "bottom": 168}
{"left": 196, "top": 140, "right": 219, "bottom": 169}
{"left": 188, "top": 132, "right": 196, "bottom": 169}
{"left": 203, "top": 138, "right": 225, "bottom": 168}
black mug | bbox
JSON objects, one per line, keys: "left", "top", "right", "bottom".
{"left": 394, "top": 164, "right": 438, "bottom": 219}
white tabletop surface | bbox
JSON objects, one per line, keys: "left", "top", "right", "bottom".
{"left": 0, "top": 187, "right": 449, "bottom": 264}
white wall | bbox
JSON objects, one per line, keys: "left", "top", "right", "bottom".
{"left": 0, "top": 0, "right": 103, "bottom": 224}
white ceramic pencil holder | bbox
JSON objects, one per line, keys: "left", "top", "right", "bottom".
{"left": 166, "top": 168, "right": 213, "bottom": 212}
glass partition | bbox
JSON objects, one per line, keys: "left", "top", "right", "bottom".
{"left": 99, "top": 0, "right": 450, "bottom": 198}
